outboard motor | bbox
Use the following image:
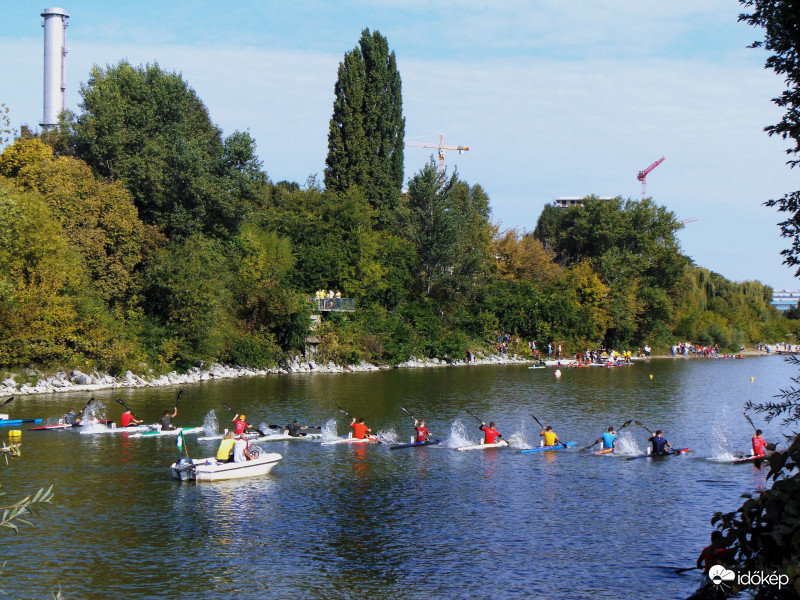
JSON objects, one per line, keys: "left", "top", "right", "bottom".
{"left": 173, "top": 457, "right": 196, "bottom": 481}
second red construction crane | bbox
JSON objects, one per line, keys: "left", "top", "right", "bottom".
{"left": 637, "top": 156, "right": 665, "bottom": 200}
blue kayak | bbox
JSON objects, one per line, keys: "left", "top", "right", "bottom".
{"left": 389, "top": 439, "right": 442, "bottom": 450}
{"left": 520, "top": 442, "right": 577, "bottom": 454}
{"left": 0, "top": 418, "right": 42, "bottom": 426}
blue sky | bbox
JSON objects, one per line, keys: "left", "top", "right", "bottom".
{"left": 2, "top": 1, "right": 799, "bottom": 289}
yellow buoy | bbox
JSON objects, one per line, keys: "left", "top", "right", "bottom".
{"left": 750, "top": 377, "right": 755, "bottom": 382}
{"left": 649, "top": 374, "right": 653, "bottom": 380}
{"left": 8, "top": 430, "right": 21, "bottom": 438}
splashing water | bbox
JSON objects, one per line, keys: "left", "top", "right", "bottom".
{"left": 710, "top": 410, "right": 736, "bottom": 461}
{"left": 203, "top": 410, "right": 219, "bottom": 436}
{"left": 614, "top": 432, "right": 641, "bottom": 456}
{"left": 377, "top": 427, "right": 398, "bottom": 444}
{"left": 444, "top": 420, "right": 474, "bottom": 448}
{"left": 320, "top": 419, "right": 339, "bottom": 441}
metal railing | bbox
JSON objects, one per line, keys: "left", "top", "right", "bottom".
{"left": 309, "top": 298, "right": 355, "bottom": 312}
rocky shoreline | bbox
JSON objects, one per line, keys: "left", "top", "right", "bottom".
{"left": 0, "top": 351, "right": 530, "bottom": 398}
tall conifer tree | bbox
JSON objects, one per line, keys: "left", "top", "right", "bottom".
{"left": 325, "top": 29, "right": 405, "bottom": 230}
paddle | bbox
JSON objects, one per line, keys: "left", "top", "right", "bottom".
{"left": 267, "top": 423, "right": 322, "bottom": 430}
{"left": 1, "top": 397, "right": 14, "bottom": 408}
{"left": 579, "top": 420, "right": 632, "bottom": 452}
{"left": 744, "top": 412, "right": 777, "bottom": 452}
{"left": 465, "top": 409, "right": 507, "bottom": 445}
{"left": 175, "top": 389, "right": 184, "bottom": 406}
{"left": 674, "top": 566, "right": 699, "bottom": 575}
{"left": 115, "top": 397, "right": 140, "bottom": 420}
{"left": 401, "top": 406, "right": 432, "bottom": 442}
{"left": 530, "top": 413, "right": 567, "bottom": 448}
{"left": 337, "top": 407, "right": 353, "bottom": 419}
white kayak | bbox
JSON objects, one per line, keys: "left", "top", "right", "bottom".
{"left": 128, "top": 426, "right": 204, "bottom": 439}
{"left": 320, "top": 435, "right": 380, "bottom": 446}
{"left": 80, "top": 424, "right": 159, "bottom": 435}
{"left": 197, "top": 431, "right": 322, "bottom": 443}
{"left": 197, "top": 432, "right": 261, "bottom": 442}
{"left": 457, "top": 440, "right": 510, "bottom": 452}
{"left": 170, "top": 450, "right": 282, "bottom": 482}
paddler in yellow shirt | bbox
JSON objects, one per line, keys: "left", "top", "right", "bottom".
{"left": 540, "top": 425, "right": 561, "bottom": 447}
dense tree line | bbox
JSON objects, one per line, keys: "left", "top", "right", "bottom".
{"left": 0, "top": 29, "right": 793, "bottom": 376}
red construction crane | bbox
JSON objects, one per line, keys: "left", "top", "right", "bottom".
{"left": 407, "top": 134, "right": 469, "bottom": 178}
{"left": 637, "top": 156, "right": 665, "bottom": 200}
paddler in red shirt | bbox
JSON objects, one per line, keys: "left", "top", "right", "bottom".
{"left": 233, "top": 414, "right": 251, "bottom": 435}
{"left": 414, "top": 419, "right": 431, "bottom": 442}
{"left": 479, "top": 421, "right": 503, "bottom": 444}
{"left": 751, "top": 429, "right": 769, "bottom": 456}
{"left": 350, "top": 417, "right": 371, "bottom": 439}
{"left": 120, "top": 408, "right": 142, "bottom": 428}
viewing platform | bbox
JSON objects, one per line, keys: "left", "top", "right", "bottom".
{"left": 309, "top": 297, "right": 355, "bottom": 312}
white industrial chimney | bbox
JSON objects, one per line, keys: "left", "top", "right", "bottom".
{"left": 41, "top": 7, "right": 69, "bottom": 129}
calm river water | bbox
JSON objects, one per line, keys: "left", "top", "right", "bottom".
{"left": 1, "top": 356, "right": 794, "bottom": 599}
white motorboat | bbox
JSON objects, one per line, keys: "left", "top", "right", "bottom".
{"left": 170, "top": 449, "right": 282, "bottom": 482}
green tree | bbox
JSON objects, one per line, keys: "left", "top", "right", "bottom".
{"left": 740, "top": 0, "right": 800, "bottom": 275}
{"left": 324, "top": 28, "right": 405, "bottom": 230}
{"left": 62, "top": 61, "right": 264, "bottom": 241}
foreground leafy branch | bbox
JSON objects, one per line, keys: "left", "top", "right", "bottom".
{"left": 0, "top": 485, "right": 54, "bottom": 534}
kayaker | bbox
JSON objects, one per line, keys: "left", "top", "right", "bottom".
{"left": 480, "top": 421, "right": 502, "bottom": 444}
{"left": 593, "top": 426, "right": 617, "bottom": 450}
{"left": 232, "top": 414, "right": 251, "bottom": 435}
{"left": 350, "top": 417, "right": 371, "bottom": 439}
{"left": 216, "top": 431, "right": 236, "bottom": 462}
{"left": 120, "top": 408, "right": 143, "bottom": 427}
{"left": 414, "top": 419, "right": 431, "bottom": 442}
{"left": 540, "top": 425, "right": 560, "bottom": 447}
{"left": 161, "top": 406, "right": 178, "bottom": 431}
{"left": 232, "top": 434, "right": 254, "bottom": 462}
{"left": 751, "top": 429, "right": 768, "bottom": 456}
{"left": 648, "top": 430, "right": 673, "bottom": 455}
{"left": 64, "top": 409, "right": 82, "bottom": 426}
{"left": 696, "top": 531, "right": 729, "bottom": 574}
{"left": 286, "top": 419, "right": 308, "bottom": 437}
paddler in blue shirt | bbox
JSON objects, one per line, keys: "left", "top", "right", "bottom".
{"left": 593, "top": 426, "right": 617, "bottom": 451}
{"left": 648, "top": 430, "right": 672, "bottom": 455}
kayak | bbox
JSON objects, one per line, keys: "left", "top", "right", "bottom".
{"left": 527, "top": 365, "right": 546, "bottom": 370}
{"left": 251, "top": 432, "right": 322, "bottom": 442}
{"left": 581, "top": 447, "right": 615, "bottom": 457}
{"left": 29, "top": 419, "right": 114, "bottom": 431}
{"left": 80, "top": 424, "right": 159, "bottom": 435}
{"left": 732, "top": 453, "right": 770, "bottom": 464}
{"left": 197, "top": 432, "right": 261, "bottom": 442}
{"left": 626, "top": 448, "right": 691, "bottom": 461}
{"left": 390, "top": 439, "right": 442, "bottom": 450}
{"left": 520, "top": 442, "right": 577, "bottom": 454}
{"left": 320, "top": 435, "right": 380, "bottom": 446}
{"left": 128, "top": 426, "right": 204, "bottom": 439}
{"left": 0, "top": 419, "right": 42, "bottom": 426}
{"left": 457, "top": 440, "right": 510, "bottom": 452}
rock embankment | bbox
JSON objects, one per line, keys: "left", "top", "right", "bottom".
{"left": 0, "top": 351, "right": 529, "bottom": 397}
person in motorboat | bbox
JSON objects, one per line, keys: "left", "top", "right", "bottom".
{"left": 232, "top": 414, "right": 251, "bottom": 435}
{"left": 414, "top": 419, "right": 431, "bottom": 442}
{"left": 64, "top": 409, "right": 82, "bottom": 426}
{"left": 480, "top": 421, "right": 503, "bottom": 445}
{"left": 540, "top": 425, "right": 561, "bottom": 447}
{"left": 216, "top": 431, "right": 236, "bottom": 462}
{"left": 286, "top": 419, "right": 309, "bottom": 437}
{"left": 350, "top": 417, "right": 371, "bottom": 439}
{"left": 593, "top": 426, "right": 617, "bottom": 451}
{"left": 120, "top": 408, "right": 143, "bottom": 427}
{"left": 233, "top": 434, "right": 254, "bottom": 462}
{"left": 161, "top": 406, "right": 178, "bottom": 431}
{"left": 648, "top": 430, "right": 673, "bottom": 455}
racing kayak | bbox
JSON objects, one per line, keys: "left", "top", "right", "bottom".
{"left": 626, "top": 448, "right": 691, "bottom": 460}
{"left": 581, "top": 447, "right": 614, "bottom": 457}
{"left": 29, "top": 419, "right": 114, "bottom": 431}
{"left": 390, "top": 439, "right": 442, "bottom": 450}
{"left": 80, "top": 424, "right": 159, "bottom": 435}
{"left": 252, "top": 432, "right": 322, "bottom": 442}
{"left": 0, "top": 419, "right": 42, "bottom": 426}
{"left": 457, "top": 440, "right": 510, "bottom": 452}
{"left": 732, "top": 453, "right": 770, "bottom": 464}
{"left": 320, "top": 435, "right": 380, "bottom": 446}
{"left": 128, "top": 426, "right": 204, "bottom": 439}
{"left": 520, "top": 442, "right": 577, "bottom": 454}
